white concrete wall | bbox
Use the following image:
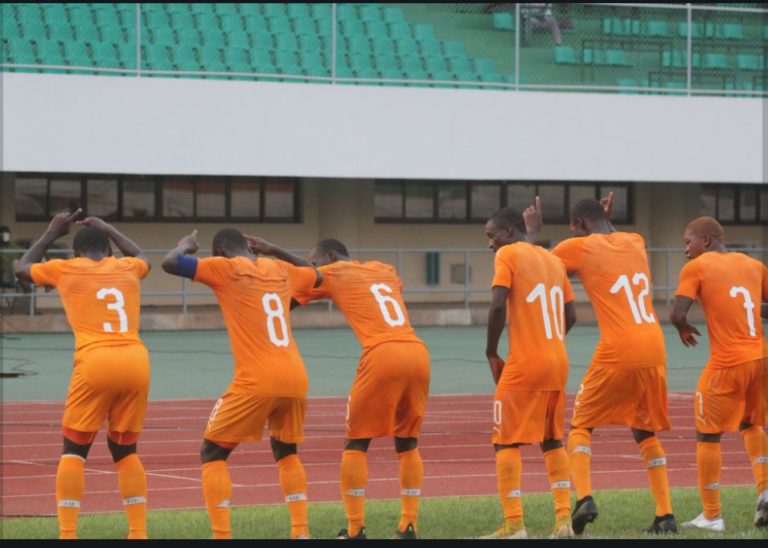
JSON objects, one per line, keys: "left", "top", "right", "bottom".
{"left": 2, "top": 73, "right": 763, "bottom": 183}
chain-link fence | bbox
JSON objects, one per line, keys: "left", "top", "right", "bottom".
{"left": 2, "top": 3, "right": 765, "bottom": 95}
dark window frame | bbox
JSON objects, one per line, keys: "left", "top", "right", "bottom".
{"left": 14, "top": 173, "right": 302, "bottom": 223}
{"left": 701, "top": 183, "right": 767, "bottom": 226}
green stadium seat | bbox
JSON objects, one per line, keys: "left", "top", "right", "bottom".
{"left": 276, "top": 49, "right": 299, "bottom": 67}
{"left": 764, "top": 25, "right": 768, "bottom": 40}
{"left": 722, "top": 23, "right": 744, "bottom": 40}
{"left": 443, "top": 41, "right": 465, "bottom": 59}
{"left": 389, "top": 22, "right": 413, "bottom": 40}
{"left": 243, "top": 15, "right": 269, "bottom": 34}
{"left": 250, "top": 50, "right": 275, "bottom": 72}
{"left": 645, "top": 20, "right": 669, "bottom": 37}
{"left": 219, "top": 14, "right": 244, "bottom": 33}
{"left": 224, "top": 47, "right": 250, "bottom": 71}
{"left": 384, "top": 8, "right": 405, "bottom": 24}
{"left": 300, "top": 51, "right": 327, "bottom": 75}
{"left": 492, "top": 12, "right": 515, "bottom": 31}
{"left": 606, "top": 49, "right": 630, "bottom": 66}
{"left": 262, "top": 4, "right": 287, "bottom": 19}
{"left": 425, "top": 56, "right": 448, "bottom": 74}
{"left": 225, "top": 30, "right": 252, "bottom": 49}
{"left": 399, "top": 54, "right": 423, "bottom": 73}
{"left": 374, "top": 52, "right": 399, "bottom": 71}
{"left": 602, "top": 18, "right": 611, "bottom": 35}
{"left": 583, "top": 48, "right": 606, "bottom": 65}
{"left": 299, "top": 34, "right": 323, "bottom": 52}
{"left": 36, "top": 39, "right": 65, "bottom": 66}
{"left": 395, "top": 37, "right": 418, "bottom": 57}
{"left": 414, "top": 24, "right": 435, "bottom": 42}
{"left": 365, "top": 20, "right": 389, "bottom": 38}
{"left": 293, "top": 18, "right": 316, "bottom": 37}
{"left": 736, "top": 54, "right": 763, "bottom": 71}
{"left": 170, "top": 45, "right": 200, "bottom": 71}
{"left": 345, "top": 36, "right": 372, "bottom": 54}
{"left": 266, "top": 16, "right": 292, "bottom": 35}
{"left": 200, "top": 28, "right": 226, "bottom": 48}
{"left": 354, "top": 67, "right": 379, "bottom": 82}
{"left": 678, "top": 22, "right": 703, "bottom": 38}
{"left": 309, "top": 4, "right": 331, "bottom": 21}
{"left": 40, "top": 4, "right": 68, "bottom": 27}
{"left": 404, "top": 69, "right": 429, "bottom": 85}
{"left": 418, "top": 40, "right": 441, "bottom": 58}
{"left": 179, "top": 27, "right": 203, "bottom": 46}
{"left": 140, "top": 11, "right": 168, "bottom": 31}
{"left": 431, "top": 70, "right": 455, "bottom": 88}
{"left": 617, "top": 78, "right": 638, "bottom": 93}
{"left": 704, "top": 52, "right": 728, "bottom": 69}
{"left": 275, "top": 33, "right": 299, "bottom": 52}
{"left": 360, "top": 5, "right": 382, "bottom": 23}
{"left": 474, "top": 58, "right": 496, "bottom": 73}
{"left": 340, "top": 19, "right": 365, "bottom": 37}
{"left": 94, "top": 9, "right": 123, "bottom": 31}
{"left": 19, "top": 17, "right": 48, "bottom": 41}
{"left": 140, "top": 43, "right": 170, "bottom": 70}
{"left": 199, "top": 48, "right": 227, "bottom": 72}
{"left": 349, "top": 52, "right": 371, "bottom": 71}
{"left": 49, "top": 25, "right": 77, "bottom": 44}
{"left": 554, "top": 46, "right": 577, "bottom": 65}
{"left": 371, "top": 36, "right": 395, "bottom": 54}
{"left": 92, "top": 41, "right": 122, "bottom": 67}
{"left": 448, "top": 57, "right": 471, "bottom": 74}
{"left": 170, "top": 12, "right": 196, "bottom": 31}
{"left": 64, "top": 41, "right": 92, "bottom": 66}
{"left": 380, "top": 67, "right": 404, "bottom": 83}
{"left": 287, "top": 4, "right": 310, "bottom": 20}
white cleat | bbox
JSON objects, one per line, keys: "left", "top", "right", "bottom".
{"left": 755, "top": 489, "right": 768, "bottom": 528}
{"left": 682, "top": 513, "right": 725, "bottom": 533}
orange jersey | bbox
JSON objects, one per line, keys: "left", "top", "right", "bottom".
{"left": 552, "top": 232, "right": 666, "bottom": 369}
{"left": 30, "top": 256, "right": 149, "bottom": 355}
{"left": 193, "top": 256, "right": 317, "bottom": 397}
{"left": 492, "top": 242, "right": 574, "bottom": 390}
{"left": 293, "top": 260, "right": 423, "bottom": 351}
{"left": 675, "top": 251, "right": 767, "bottom": 368}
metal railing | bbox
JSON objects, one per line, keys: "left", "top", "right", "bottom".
{"left": 1, "top": 3, "right": 765, "bottom": 97}
{"left": 2, "top": 246, "right": 765, "bottom": 316}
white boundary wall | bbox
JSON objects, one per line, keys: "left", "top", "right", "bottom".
{"left": 1, "top": 72, "right": 764, "bottom": 183}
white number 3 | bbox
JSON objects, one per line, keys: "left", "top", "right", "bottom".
{"left": 97, "top": 287, "right": 128, "bottom": 333}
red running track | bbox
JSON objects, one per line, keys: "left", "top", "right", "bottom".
{"left": 0, "top": 392, "right": 755, "bottom": 517}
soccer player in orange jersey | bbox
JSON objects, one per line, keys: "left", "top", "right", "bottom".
{"left": 14, "top": 210, "right": 152, "bottom": 540}
{"left": 670, "top": 216, "right": 768, "bottom": 532}
{"left": 249, "top": 237, "right": 430, "bottom": 540}
{"left": 482, "top": 207, "right": 577, "bottom": 539}
{"left": 525, "top": 196, "right": 677, "bottom": 535}
{"left": 161, "top": 228, "right": 322, "bottom": 540}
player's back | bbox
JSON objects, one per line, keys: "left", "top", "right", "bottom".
{"left": 32, "top": 256, "right": 147, "bottom": 354}
{"left": 683, "top": 251, "right": 766, "bottom": 367}
{"left": 553, "top": 232, "right": 665, "bottom": 368}
{"left": 196, "top": 256, "right": 309, "bottom": 396}
{"left": 495, "top": 242, "right": 570, "bottom": 390}
{"left": 314, "top": 260, "right": 422, "bottom": 351}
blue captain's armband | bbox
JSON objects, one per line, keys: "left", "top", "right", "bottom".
{"left": 177, "top": 255, "right": 198, "bottom": 279}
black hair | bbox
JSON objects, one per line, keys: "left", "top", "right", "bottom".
{"left": 571, "top": 198, "right": 608, "bottom": 223}
{"left": 488, "top": 207, "right": 525, "bottom": 234}
{"left": 0, "top": 226, "right": 9, "bottom": 233}
{"left": 73, "top": 227, "right": 110, "bottom": 255}
{"left": 315, "top": 238, "right": 350, "bottom": 257}
{"left": 212, "top": 228, "right": 248, "bottom": 254}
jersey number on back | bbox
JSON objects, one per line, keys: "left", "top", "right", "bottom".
{"left": 610, "top": 273, "right": 656, "bottom": 325}
{"left": 730, "top": 286, "right": 757, "bottom": 337}
{"left": 370, "top": 283, "right": 406, "bottom": 327}
{"left": 526, "top": 283, "right": 565, "bottom": 340}
{"left": 96, "top": 287, "right": 128, "bottom": 333}
{"left": 263, "top": 293, "right": 290, "bottom": 347}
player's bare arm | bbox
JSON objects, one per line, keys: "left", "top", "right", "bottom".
{"left": 669, "top": 296, "right": 702, "bottom": 347}
{"left": 243, "top": 235, "right": 323, "bottom": 288}
{"left": 76, "top": 216, "right": 150, "bottom": 266}
{"left": 161, "top": 230, "right": 199, "bottom": 277}
{"left": 565, "top": 301, "right": 577, "bottom": 334}
{"left": 14, "top": 208, "right": 82, "bottom": 284}
{"left": 762, "top": 303, "right": 767, "bottom": 320}
{"left": 486, "top": 286, "right": 509, "bottom": 385}
{"left": 523, "top": 196, "right": 543, "bottom": 243}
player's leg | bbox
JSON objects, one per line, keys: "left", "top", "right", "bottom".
{"left": 540, "top": 391, "right": 572, "bottom": 538}
{"left": 57, "top": 429, "right": 96, "bottom": 539}
{"left": 200, "top": 438, "right": 237, "bottom": 539}
{"left": 739, "top": 357, "right": 768, "bottom": 528}
{"left": 269, "top": 396, "right": 310, "bottom": 539}
{"left": 631, "top": 428, "right": 675, "bottom": 534}
{"left": 393, "top": 437, "right": 421, "bottom": 539}
{"left": 337, "top": 437, "right": 372, "bottom": 539}
{"left": 484, "top": 442, "right": 527, "bottom": 539}
{"left": 107, "top": 432, "right": 147, "bottom": 539}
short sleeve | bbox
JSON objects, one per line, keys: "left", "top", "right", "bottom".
{"left": 675, "top": 260, "right": 700, "bottom": 300}
{"left": 30, "top": 259, "right": 67, "bottom": 287}
{"left": 563, "top": 273, "right": 575, "bottom": 303}
{"left": 193, "top": 257, "right": 232, "bottom": 288}
{"left": 287, "top": 264, "right": 322, "bottom": 303}
{"left": 492, "top": 247, "right": 515, "bottom": 288}
{"left": 552, "top": 238, "right": 584, "bottom": 273}
{"left": 121, "top": 257, "right": 150, "bottom": 280}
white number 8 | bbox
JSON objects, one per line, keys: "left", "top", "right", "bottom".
{"left": 263, "top": 293, "right": 289, "bottom": 347}
{"left": 370, "top": 283, "right": 406, "bottom": 327}
{"left": 97, "top": 287, "right": 128, "bottom": 333}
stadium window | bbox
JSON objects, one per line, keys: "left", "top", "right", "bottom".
{"left": 263, "top": 178, "right": 298, "bottom": 220}
{"left": 567, "top": 185, "right": 597, "bottom": 211}
{"left": 717, "top": 187, "right": 736, "bottom": 222}
{"left": 230, "top": 179, "right": 262, "bottom": 220}
{"left": 506, "top": 183, "right": 536, "bottom": 212}
{"left": 599, "top": 185, "right": 631, "bottom": 224}
{"left": 405, "top": 182, "right": 435, "bottom": 219}
{"left": 162, "top": 177, "right": 195, "bottom": 218}
{"left": 122, "top": 178, "right": 157, "bottom": 219}
{"left": 86, "top": 179, "right": 119, "bottom": 220}
{"left": 438, "top": 183, "right": 467, "bottom": 220}
{"left": 196, "top": 180, "right": 227, "bottom": 218}
{"left": 374, "top": 180, "right": 404, "bottom": 219}
{"left": 538, "top": 184, "right": 567, "bottom": 223}
{"left": 15, "top": 176, "right": 48, "bottom": 219}
{"left": 738, "top": 186, "right": 758, "bottom": 223}
{"left": 470, "top": 183, "right": 502, "bottom": 221}
{"left": 701, "top": 184, "right": 765, "bottom": 225}
{"left": 761, "top": 188, "right": 768, "bottom": 223}
{"left": 49, "top": 179, "right": 83, "bottom": 215}
{"left": 700, "top": 186, "right": 717, "bottom": 217}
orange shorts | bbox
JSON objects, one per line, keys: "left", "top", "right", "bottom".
{"left": 571, "top": 364, "right": 670, "bottom": 432}
{"left": 204, "top": 390, "right": 307, "bottom": 445}
{"left": 62, "top": 344, "right": 150, "bottom": 434}
{"left": 346, "top": 341, "right": 430, "bottom": 439}
{"left": 695, "top": 358, "right": 767, "bottom": 434}
{"left": 492, "top": 389, "right": 566, "bottom": 445}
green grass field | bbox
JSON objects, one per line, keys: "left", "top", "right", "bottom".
{"left": 2, "top": 486, "right": 766, "bottom": 539}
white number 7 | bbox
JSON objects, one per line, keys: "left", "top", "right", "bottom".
{"left": 97, "top": 287, "right": 128, "bottom": 333}
{"left": 730, "top": 286, "right": 756, "bottom": 337}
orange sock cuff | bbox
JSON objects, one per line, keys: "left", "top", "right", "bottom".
{"left": 56, "top": 455, "right": 86, "bottom": 539}
{"left": 567, "top": 428, "right": 592, "bottom": 500}
{"left": 638, "top": 436, "right": 672, "bottom": 517}
{"left": 202, "top": 460, "right": 232, "bottom": 539}
{"left": 116, "top": 454, "right": 147, "bottom": 539}
{"left": 639, "top": 436, "right": 666, "bottom": 466}
{"left": 341, "top": 450, "right": 368, "bottom": 535}
{"left": 543, "top": 447, "right": 571, "bottom": 518}
{"left": 277, "top": 454, "right": 309, "bottom": 538}
{"left": 741, "top": 426, "right": 768, "bottom": 494}
{"left": 496, "top": 448, "right": 523, "bottom": 523}
{"left": 697, "top": 441, "right": 722, "bottom": 519}
{"left": 398, "top": 449, "right": 423, "bottom": 532}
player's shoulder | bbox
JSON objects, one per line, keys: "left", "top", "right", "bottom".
{"left": 552, "top": 235, "right": 584, "bottom": 254}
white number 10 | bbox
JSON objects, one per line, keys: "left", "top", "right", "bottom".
{"left": 97, "top": 287, "right": 128, "bottom": 333}
{"left": 526, "top": 283, "right": 565, "bottom": 340}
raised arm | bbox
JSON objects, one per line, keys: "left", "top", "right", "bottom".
{"left": 523, "top": 196, "right": 543, "bottom": 244}
{"left": 669, "top": 296, "right": 701, "bottom": 347}
{"left": 14, "top": 209, "right": 82, "bottom": 284}
{"left": 161, "top": 230, "right": 199, "bottom": 277}
{"left": 486, "top": 286, "right": 509, "bottom": 385}
{"left": 76, "top": 216, "right": 149, "bottom": 265}
{"left": 244, "top": 235, "right": 323, "bottom": 288}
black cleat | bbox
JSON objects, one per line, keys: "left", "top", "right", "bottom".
{"left": 393, "top": 524, "right": 417, "bottom": 539}
{"left": 571, "top": 496, "right": 598, "bottom": 535}
{"left": 643, "top": 514, "right": 678, "bottom": 534}
{"left": 336, "top": 527, "right": 367, "bottom": 540}
{"left": 756, "top": 494, "right": 768, "bottom": 528}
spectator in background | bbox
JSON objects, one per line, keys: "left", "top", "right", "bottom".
{"left": 523, "top": 3, "right": 563, "bottom": 46}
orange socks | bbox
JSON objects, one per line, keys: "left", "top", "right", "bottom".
{"left": 56, "top": 454, "right": 85, "bottom": 539}
{"left": 340, "top": 450, "right": 368, "bottom": 537}
{"left": 697, "top": 441, "right": 722, "bottom": 519}
{"left": 116, "top": 454, "right": 148, "bottom": 539}
{"left": 496, "top": 448, "right": 523, "bottom": 524}
{"left": 202, "top": 460, "right": 233, "bottom": 539}
{"left": 277, "top": 454, "right": 310, "bottom": 539}
{"left": 638, "top": 436, "right": 672, "bottom": 517}
{"left": 397, "top": 449, "right": 423, "bottom": 532}
{"left": 567, "top": 428, "right": 592, "bottom": 500}
{"left": 742, "top": 426, "right": 768, "bottom": 495}
{"left": 543, "top": 447, "right": 571, "bottom": 518}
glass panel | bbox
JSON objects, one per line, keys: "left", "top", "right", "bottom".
{"left": 506, "top": 183, "right": 536, "bottom": 211}
{"left": 700, "top": 186, "right": 717, "bottom": 217}
{"left": 761, "top": 187, "right": 768, "bottom": 222}
{"left": 470, "top": 183, "right": 502, "bottom": 220}
{"left": 163, "top": 178, "right": 194, "bottom": 218}
{"left": 231, "top": 180, "right": 261, "bottom": 219}
{"left": 374, "top": 181, "right": 403, "bottom": 218}
{"left": 15, "top": 177, "right": 48, "bottom": 217}
{"left": 601, "top": 185, "right": 629, "bottom": 223}
{"left": 264, "top": 179, "right": 295, "bottom": 219}
{"left": 718, "top": 187, "right": 735, "bottom": 222}
{"left": 196, "top": 180, "right": 226, "bottom": 218}
{"left": 539, "top": 184, "right": 566, "bottom": 222}
{"left": 86, "top": 179, "right": 118, "bottom": 219}
{"left": 49, "top": 179, "right": 82, "bottom": 214}
{"left": 569, "top": 185, "right": 597, "bottom": 210}
{"left": 123, "top": 179, "right": 156, "bottom": 219}
{"left": 405, "top": 182, "right": 434, "bottom": 219}
{"left": 438, "top": 183, "right": 466, "bottom": 220}
{"left": 738, "top": 186, "right": 758, "bottom": 223}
